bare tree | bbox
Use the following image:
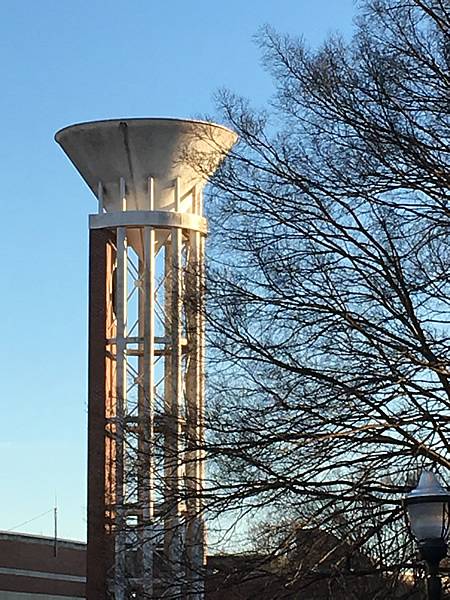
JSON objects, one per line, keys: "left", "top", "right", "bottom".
{"left": 201, "top": 0, "right": 450, "bottom": 596}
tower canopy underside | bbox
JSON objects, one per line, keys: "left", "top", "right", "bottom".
{"left": 55, "top": 118, "right": 237, "bottom": 212}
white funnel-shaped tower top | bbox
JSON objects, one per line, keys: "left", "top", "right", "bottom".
{"left": 55, "top": 118, "right": 237, "bottom": 212}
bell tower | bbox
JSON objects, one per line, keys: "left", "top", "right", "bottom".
{"left": 56, "top": 118, "right": 236, "bottom": 599}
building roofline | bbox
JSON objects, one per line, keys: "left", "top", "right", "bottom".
{"left": 0, "top": 531, "right": 85, "bottom": 549}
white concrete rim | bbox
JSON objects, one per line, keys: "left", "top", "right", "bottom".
{"left": 89, "top": 211, "right": 208, "bottom": 235}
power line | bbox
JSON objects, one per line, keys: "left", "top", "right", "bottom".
{"left": 7, "top": 508, "right": 54, "bottom": 532}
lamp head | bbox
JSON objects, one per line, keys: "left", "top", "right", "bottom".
{"left": 405, "top": 471, "right": 450, "bottom": 546}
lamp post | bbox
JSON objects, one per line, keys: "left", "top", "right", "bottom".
{"left": 405, "top": 471, "right": 450, "bottom": 600}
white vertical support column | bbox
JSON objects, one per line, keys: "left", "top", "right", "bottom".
{"left": 169, "top": 219, "right": 184, "bottom": 593}
{"left": 120, "top": 177, "right": 127, "bottom": 211}
{"left": 198, "top": 188, "right": 206, "bottom": 510}
{"left": 197, "top": 187, "right": 204, "bottom": 217}
{"left": 97, "top": 181, "right": 104, "bottom": 214}
{"left": 192, "top": 185, "right": 201, "bottom": 216}
{"left": 163, "top": 239, "right": 175, "bottom": 593}
{"left": 184, "top": 226, "right": 206, "bottom": 599}
{"left": 197, "top": 232, "right": 206, "bottom": 496}
{"left": 197, "top": 200, "right": 207, "bottom": 591}
{"left": 162, "top": 177, "right": 184, "bottom": 594}
{"left": 198, "top": 231, "right": 206, "bottom": 542}
{"left": 148, "top": 177, "right": 155, "bottom": 211}
{"left": 114, "top": 226, "right": 127, "bottom": 600}
{"left": 139, "top": 175, "right": 156, "bottom": 596}
{"left": 141, "top": 224, "right": 155, "bottom": 594}
{"left": 174, "top": 177, "right": 181, "bottom": 212}
{"left": 195, "top": 231, "right": 207, "bottom": 600}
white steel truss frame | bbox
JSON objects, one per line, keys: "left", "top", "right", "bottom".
{"left": 94, "top": 180, "right": 206, "bottom": 600}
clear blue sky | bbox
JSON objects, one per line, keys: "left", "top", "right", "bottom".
{"left": 0, "top": 0, "right": 356, "bottom": 541}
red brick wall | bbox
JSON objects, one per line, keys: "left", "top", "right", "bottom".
{"left": 0, "top": 533, "right": 86, "bottom": 598}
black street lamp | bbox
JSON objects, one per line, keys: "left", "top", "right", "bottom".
{"left": 405, "top": 471, "right": 450, "bottom": 600}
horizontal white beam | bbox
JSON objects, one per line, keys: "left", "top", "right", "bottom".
{"left": 89, "top": 211, "right": 207, "bottom": 234}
